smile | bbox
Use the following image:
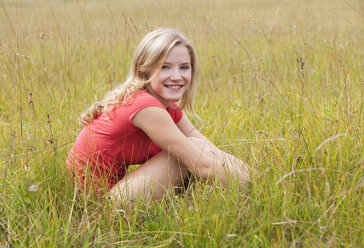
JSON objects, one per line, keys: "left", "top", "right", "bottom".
{"left": 165, "top": 85, "right": 183, "bottom": 89}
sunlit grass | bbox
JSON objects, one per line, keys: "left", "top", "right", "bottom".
{"left": 0, "top": 0, "right": 363, "bottom": 247}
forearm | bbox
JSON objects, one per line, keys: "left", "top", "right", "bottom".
{"left": 188, "top": 138, "right": 249, "bottom": 187}
{"left": 212, "top": 149, "right": 249, "bottom": 187}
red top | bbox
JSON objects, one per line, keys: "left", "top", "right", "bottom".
{"left": 66, "top": 91, "right": 183, "bottom": 191}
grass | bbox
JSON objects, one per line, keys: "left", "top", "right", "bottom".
{"left": 0, "top": 0, "right": 363, "bottom": 247}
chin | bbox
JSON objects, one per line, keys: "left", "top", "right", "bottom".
{"left": 164, "top": 94, "right": 183, "bottom": 102}
{"left": 170, "top": 95, "right": 184, "bottom": 102}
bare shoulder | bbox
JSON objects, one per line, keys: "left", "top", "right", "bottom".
{"left": 132, "top": 106, "right": 187, "bottom": 146}
{"left": 132, "top": 106, "right": 172, "bottom": 129}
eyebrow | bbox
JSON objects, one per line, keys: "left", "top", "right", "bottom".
{"left": 163, "top": 62, "right": 191, "bottom": 65}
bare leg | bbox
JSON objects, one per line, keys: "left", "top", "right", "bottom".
{"left": 108, "top": 137, "right": 249, "bottom": 206}
{"left": 109, "top": 150, "right": 189, "bottom": 205}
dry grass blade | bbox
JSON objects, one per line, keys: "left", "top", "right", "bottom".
{"left": 313, "top": 133, "right": 348, "bottom": 154}
{"left": 27, "top": 184, "right": 40, "bottom": 192}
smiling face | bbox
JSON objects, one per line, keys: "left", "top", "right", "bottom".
{"left": 148, "top": 44, "right": 192, "bottom": 107}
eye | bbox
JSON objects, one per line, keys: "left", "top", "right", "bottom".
{"left": 161, "top": 65, "right": 169, "bottom": 70}
{"left": 181, "top": 65, "right": 190, "bottom": 70}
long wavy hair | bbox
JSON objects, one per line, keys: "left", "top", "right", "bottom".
{"left": 79, "top": 28, "right": 200, "bottom": 126}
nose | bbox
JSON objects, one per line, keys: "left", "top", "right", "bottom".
{"left": 170, "top": 68, "right": 182, "bottom": 81}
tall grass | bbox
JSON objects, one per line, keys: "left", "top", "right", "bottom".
{"left": 0, "top": 0, "right": 363, "bottom": 247}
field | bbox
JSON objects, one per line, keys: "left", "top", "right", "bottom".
{"left": 0, "top": 0, "right": 363, "bottom": 247}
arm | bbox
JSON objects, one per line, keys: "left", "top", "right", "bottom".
{"left": 176, "top": 113, "right": 218, "bottom": 148}
{"left": 177, "top": 113, "right": 249, "bottom": 186}
{"left": 133, "top": 107, "right": 216, "bottom": 178}
{"left": 176, "top": 113, "right": 206, "bottom": 139}
{"left": 133, "top": 108, "right": 249, "bottom": 186}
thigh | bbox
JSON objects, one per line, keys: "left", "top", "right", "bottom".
{"left": 109, "top": 150, "right": 189, "bottom": 204}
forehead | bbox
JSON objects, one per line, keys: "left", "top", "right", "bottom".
{"left": 164, "top": 45, "right": 191, "bottom": 63}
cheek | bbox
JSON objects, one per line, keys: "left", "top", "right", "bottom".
{"left": 150, "top": 79, "right": 161, "bottom": 91}
{"left": 187, "top": 75, "right": 192, "bottom": 84}
{"left": 158, "top": 71, "right": 169, "bottom": 79}
{"left": 183, "top": 71, "right": 192, "bottom": 82}
{"left": 151, "top": 75, "right": 165, "bottom": 87}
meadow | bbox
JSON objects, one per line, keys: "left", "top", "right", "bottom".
{"left": 0, "top": 0, "right": 363, "bottom": 247}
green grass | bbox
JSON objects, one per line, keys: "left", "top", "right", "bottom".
{"left": 0, "top": 0, "right": 363, "bottom": 247}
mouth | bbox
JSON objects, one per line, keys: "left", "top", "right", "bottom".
{"left": 164, "top": 85, "right": 183, "bottom": 89}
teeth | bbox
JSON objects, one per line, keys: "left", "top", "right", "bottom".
{"left": 165, "top": 85, "right": 182, "bottom": 89}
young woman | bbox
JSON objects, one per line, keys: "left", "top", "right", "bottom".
{"left": 66, "top": 28, "right": 249, "bottom": 204}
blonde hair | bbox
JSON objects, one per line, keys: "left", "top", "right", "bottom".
{"left": 79, "top": 28, "right": 200, "bottom": 126}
